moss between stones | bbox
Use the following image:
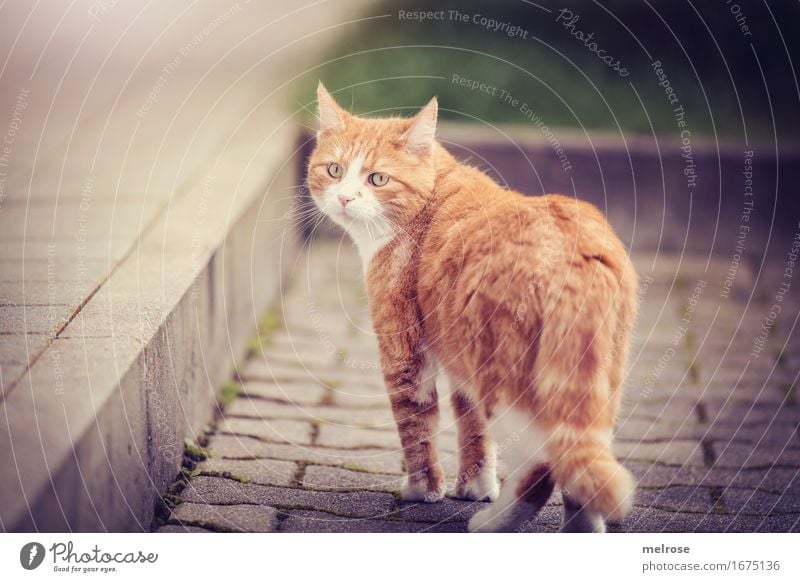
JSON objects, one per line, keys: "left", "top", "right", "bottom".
{"left": 245, "top": 305, "right": 285, "bottom": 357}
{"left": 257, "top": 307, "right": 283, "bottom": 337}
{"left": 219, "top": 380, "right": 242, "bottom": 407}
{"left": 153, "top": 302, "right": 289, "bottom": 531}
{"left": 246, "top": 336, "right": 265, "bottom": 357}
{"left": 709, "top": 487, "right": 727, "bottom": 514}
{"left": 181, "top": 467, "right": 202, "bottom": 479}
{"left": 684, "top": 330, "right": 696, "bottom": 351}
{"left": 184, "top": 438, "right": 211, "bottom": 462}
{"left": 290, "top": 461, "right": 309, "bottom": 488}
{"left": 151, "top": 431, "right": 216, "bottom": 530}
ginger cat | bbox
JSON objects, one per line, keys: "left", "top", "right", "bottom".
{"left": 307, "top": 83, "right": 638, "bottom": 533}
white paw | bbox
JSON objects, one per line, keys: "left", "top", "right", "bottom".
{"left": 467, "top": 506, "right": 500, "bottom": 533}
{"left": 457, "top": 468, "right": 500, "bottom": 502}
{"left": 401, "top": 476, "right": 446, "bottom": 502}
{"left": 561, "top": 506, "right": 607, "bottom": 533}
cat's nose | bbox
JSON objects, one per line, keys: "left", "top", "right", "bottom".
{"left": 338, "top": 194, "right": 355, "bottom": 207}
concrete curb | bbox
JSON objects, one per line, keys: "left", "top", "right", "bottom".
{"left": 0, "top": 124, "right": 301, "bottom": 532}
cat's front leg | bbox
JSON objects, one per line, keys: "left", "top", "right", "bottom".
{"left": 384, "top": 351, "right": 446, "bottom": 502}
{"left": 450, "top": 389, "right": 499, "bottom": 502}
{"left": 368, "top": 244, "right": 445, "bottom": 502}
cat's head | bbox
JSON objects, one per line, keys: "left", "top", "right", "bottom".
{"left": 306, "top": 82, "right": 438, "bottom": 252}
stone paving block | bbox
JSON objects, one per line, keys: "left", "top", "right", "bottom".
{"left": 181, "top": 476, "right": 395, "bottom": 519}
{"left": 0, "top": 257, "right": 109, "bottom": 286}
{"left": 614, "top": 439, "right": 705, "bottom": 466}
{"left": 209, "top": 435, "right": 406, "bottom": 474}
{"left": 617, "top": 398, "right": 697, "bottom": 421}
{"left": 281, "top": 314, "right": 352, "bottom": 338}
{"left": 0, "top": 281, "right": 89, "bottom": 307}
{"left": 316, "top": 424, "right": 458, "bottom": 452}
{"left": 627, "top": 461, "right": 699, "bottom": 488}
{"left": 55, "top": 294, "right": 168, "bottom": 342}
{"left": 686, "top": 422, "right": 799, "bottom": 448}
{"left": 0, "top": 239, "right": 131, "bottom": 263}
{"left": 218, "top": 417, "right": 313, "bottom": 445}
{"left": 267, "top": 333, "right": 332, "bottom": 353}
{"left": 700, "top": 380, "right": 788, "bottom": 403}
{"left": 751, "top": 514, "right": 800, "bottom": 533}
{"left": 627, "top": 461, "right": 799, "bottom": 494}
{"left": 615, "top": 418, "right": 704, "bottom": 441}
{"left": 703, "top": 401, "right": 800, "bottom": 426}
{"left": 514, "top": 505, "right": 563, "bottom": 532}
{"left": 280, "top": 510, "right": 464, "bottom": 533}
{"left": 0, "top": 204, "right": 158, "bottom": 240}
{"left": 700, "top": 466, "right": 800, "bottom": 493}
{"left": 240, "top": 379, "right": 328, "bottom": 406}
{"left": 156, "top": 524, "right": 213, "bottom": 533}
{"left": 0, "top": 334, "right": 48, "bottom": 364}
{"left": 294, "top": 367, "right": 388, "bottom": 392}
{"left": 613, "top": 507, "right": 731, "bottom": 533}
{"left": 226, "top": 397, "right": 397, "bottom": 427}
{"left": 316, "top": 424, "right": 402, "bottom": 450}
{"left": 713, "top": 442, "right": 800, "bottom": 469}
{"left": 262, "top": 349, "right": 339, "bottom": 371}
{"left": 721, "top": 488, "right": 800, "bottom": 515}
{"left": 393, "top": 498, "right": 488, "bottom": 524}
{"left": 170, "top": 502, "right": 280, "bottom": 532}
{"left": 0, "top": 304, "right": 72, "bottom": 334}
{"left": 302, "top": 465, "right": 403, "bottom": 492}
{"left": 238, "top": 358, "right": 322, "bottom": 382}
{"left": 330, "top": 387, "right": 390, "bottom": 408}
{"left": 635, "top": 486, "right": 713, "bottom": 513}
{"left": 198, "top": 458, "right": 297, "bottom": 487}
{"left": 0, "top": 363, "right": 25, "bottom": 396}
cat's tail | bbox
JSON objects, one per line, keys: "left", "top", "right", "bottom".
{"left": 545, "top": 425, "right": 635, "bottom": 522}
{"left": 530, "top": 256, "right": 636, "bottom": 521}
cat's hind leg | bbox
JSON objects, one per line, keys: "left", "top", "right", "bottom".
{"left": 561, "top": 492, "right": 606, "bottom": 533}
{"left": 544, "top": 421, "right": 635, "bottom": 524}
{"left": 450, "top": 388, "right": 499, "bottom": 502}
{"left": 468, "top": 462, "right": 555, "bottom": 532}
{"left": 467, "top": 408, "right": 555, "bottom": 532}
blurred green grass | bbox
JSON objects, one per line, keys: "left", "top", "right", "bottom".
{"left": 297, "top": 0, "right": 799, "bottom": 139}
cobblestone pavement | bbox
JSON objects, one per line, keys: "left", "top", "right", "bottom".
{"left": 157, "top": 241, "right": 800, "bottom": 533}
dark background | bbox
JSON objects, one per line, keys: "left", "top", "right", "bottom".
{"left": 299, "top": 0, "right": 799, "bottom": 140}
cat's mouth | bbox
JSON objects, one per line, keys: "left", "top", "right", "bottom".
{"left": 332, "top": 205, "right": 360, "bottom": 221}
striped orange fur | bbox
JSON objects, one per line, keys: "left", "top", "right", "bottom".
{"left": 307, "top": 83, "right": 638, "bottom": 532}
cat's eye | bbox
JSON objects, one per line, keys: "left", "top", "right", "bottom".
{"left": 368, "top": 172, "right": 389, "bottom": 187}
{"left": 327, "top": 163, "right": 343, "bottom": 178}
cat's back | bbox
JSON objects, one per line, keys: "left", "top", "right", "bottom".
{"left": 424, "top": 185, "right": 632, "bottom": 282}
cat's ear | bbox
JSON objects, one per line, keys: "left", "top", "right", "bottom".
{"left": 405, "top": 97, "right": 438, "bottom": 154}
{"left": 317, "top": 81, "right": 348, "bottom": 136}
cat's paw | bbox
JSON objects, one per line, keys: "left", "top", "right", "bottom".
{"left": 561, "top": 501, "right": 607, "bottom": 533}
{"left": 400, "top": 474, "right": 446, "bottom": 502}
{"left": 467, "top": 507, "right": 501, "bottom": 533}
{"left": 560, "top": 515, "right": 606, "bottom": 533}
{"left": 455, "top": 468, "right": 500, "bottom": 502}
